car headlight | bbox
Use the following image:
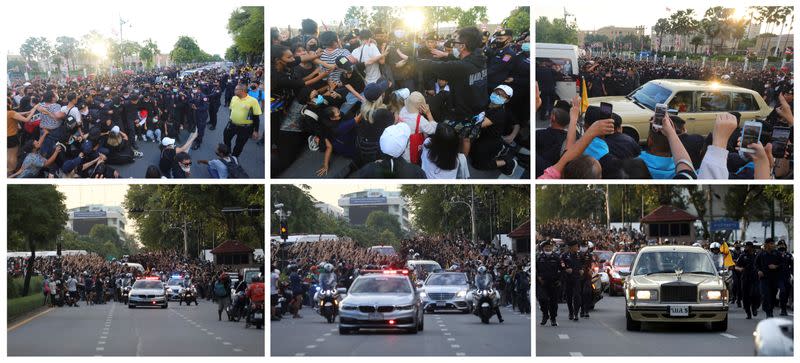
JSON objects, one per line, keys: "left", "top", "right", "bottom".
{"left": 340, "top": 304, "right": 357, "bottom": 311}
{"left": 395, "top": 304, "right": 415, "bottom": 311}
{"left": 700, "top": 289, "right": 724, "bottom": 301}
{"left": 456, "top": 290, "right": 466, "bottom": 298}
{"left": 632, "top": 289, "right": 658, "bottom": 301}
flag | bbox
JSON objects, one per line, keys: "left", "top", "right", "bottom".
{"left": 720, "top": 242, "right": 735, "bottom": 268}
{"left": 580, "top": 77, "right": 589, "bottom": 113}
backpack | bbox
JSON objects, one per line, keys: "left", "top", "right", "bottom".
{"left": 214, "top": 280, "right": 227, "bottom": 297}
{"left": 223, "top": 156, "right": 249, "bottom": 178}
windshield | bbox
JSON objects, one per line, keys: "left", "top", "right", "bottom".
{"left": 244, "top": 271, "right": 260, "bottom": 283}
{"left": 350, "top": 277, "right": 412, "bottom": 294}
{"left": 426, "top": 274, "right": 467, "bottom": 286}
{"left": 593, "top": 251, "right": 613, "bottom": 262}
{"left": 613, "top": 254, "right": 635, "bottom": 267}
{"left": 630, "top": 82, "right": 672, "bottom": 110}
{"left": 633, "top": 251, "right": 716, "bottom": 276}
{"left": 370, "top": 247, "right": 396, "bottom": 256}
{"left": 133, "top": 280, "right": 163, "bottom": 289}
{"left": 409, "top": 262, "right": 441, "bottom": 274}
{"left": 167, "top": 278, "right": 185, "bottom": 286}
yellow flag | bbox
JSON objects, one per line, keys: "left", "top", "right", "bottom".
{"left": 721, "top": 242, "right": 735, "bottom": 268}
{"left": 581, "top": 77, "right": 589, "bottom": 113}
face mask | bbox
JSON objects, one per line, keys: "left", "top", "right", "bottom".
{"left": 308, "top": 44, "right": 318, "bottom": 52}
{"left": 180, "top": 164, "right": 191, "bottom": 172}
{"left": 192, "top": 90, "right": 197, "bottom": 94}
{"left": 80, "top": 110, "right": 89, "bottom": 116}
{"left": 543, "top": 250, "right": 553, "bottom": 255}
{"left": 452, "top": 46, "right": 460, "bottom": 58}
{"left": 250, "top": 86, "right": 257, "bottom": 90}
{"left": 490, "top": 93, "right": 506, "bottom": 105}
{"left": 173, "top": 89, "right": 178, "bottom": 93}
{"left": 521, "top": 43, "right": 530, "bottom": 52}
{"left": 314, "top": 95, "right": 324, "bottom": 105}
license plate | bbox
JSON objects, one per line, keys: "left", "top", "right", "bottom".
{"left": 254, "top": 313, "right": 263, "bottom": 319}
{"left": 436, "top": 301, "right": 446, "bottom": 307}
{"left": 324, "top": 302, "right": 333, "bottom": 306}
{"left": 669, "top": 306, "right": 689, "bottom": 317}
{"left": 367, "top": 313, "right": 384, "bottom": 321}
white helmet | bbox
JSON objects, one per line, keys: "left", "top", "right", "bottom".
{"left": 324, "top": 263, "right": 334, "bottom": 273}
{"left": 710, "top": 242, "right": 721, "bottom": 250}
{"left": 477, "top": 266, "right": 487, "bottom": 274}
{"left": 587, "top": 241, "right": 594, "bottom": 249}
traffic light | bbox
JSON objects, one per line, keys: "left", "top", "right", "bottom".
{"left": 280, "top": 220, "right": 288, "bottom": 240}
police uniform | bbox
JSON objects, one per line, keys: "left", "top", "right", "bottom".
{"left": 536, "top": 241, "right": 562, "bottom": 325}
{"left": 561, "top": 241, "right": 583, "bottom": 320}
{"left": 578, "top": 249, "right": 594, "bottom": 317}
{"left": 190, "top": 90, "right": 209, "bottom": 148}
{"left": 730, "top": 245, "right": 742, "bottom": 306}
{"left": 487, "top": 30, "right": 515, "bottom": 92}
{"left": 754, "top": 240, "right": 784, "bottom": 317}
{"left": 777, "top": 241, "right": 793, "bottom": 315}
{"left": 208, "top": 86, "right": 222, "bottom": 130}
{"left": 735, "top": 243, "right": 760, "bottom": 319}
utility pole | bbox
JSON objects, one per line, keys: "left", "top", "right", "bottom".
{"left": 470, "top": 185, "right": 477, "bottom": 245}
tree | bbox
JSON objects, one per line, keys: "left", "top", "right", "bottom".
{"left": 701, "top": 7, "right": 734, "bottom": 55}
{"left": 423, "top": 6, "right": 460, "bottom": 33}
{"left": 503, "top": 7, "right": 530, "bottom": 36}
{"left": 535, "top": 16, "right": 578, "bottom": 44}
{"left": 55, "top": 36, "right": 79, "bottom": 71}
{"left": 169, "top": 36, "right": 211, "bottom": 64}
{"left": 366, "top": 211, "right": 402, "bottom": 239}
{"left": 652, "top": 18, "right": 671, "bottom": 52}
{"left": 227, "top": 6, "right": 264, "bottom": 64}
{"left": 371, "top": 6, "right": 399, "bottom": 31}
{"left": 690, "top": 35, "right": 705, "bottom": 54}
{"left": 669, "top": 9, "right": 700, "bottom": 53}
{"left": 111, "top": 40, "right": 142, "bottom": 68}
{"left": 139, "top": 39, "right": 160, "bottom": 69}
{"left": 343, "top": 6, "right": 371, "bottom": 29}
{"left": 457, "top": 6, "right": 488, "bottom": 28}
{"left": 8, "top": 185, "right": 68, "bottom": 296}
{"left": 19, "top": 37, "right": 54, "bottom": 72}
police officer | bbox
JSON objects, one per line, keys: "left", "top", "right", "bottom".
{"left": 578, "top": 241, "right": 594, "bottom": 318}
{"left": 730, "top": 241, "right": 743, "bottom": 307}
{"left": 561, "top": 240, "right": 583, "bottom": 321}
{"left": 225, "top": 77, "right": 237, "bottom": 108}
{"left": 776, "top": 240, "right": 792, "bottom": 316}
{"left": 190, "top": 85, "right": 209, "bottom": 150}
{"left": 735, "top": 241, "right": 759, "bottom": 319}
{"left": 536, "top": 240, "right": 562, "bottom": 326}
{"left": 208, "top": 82, "right": 222, "bottom": 131}
{"left": 486, "top": 29, "right": 516, "bottom": 92}
{"left": 755, "top": 238, "right": 783, "bottom": 318}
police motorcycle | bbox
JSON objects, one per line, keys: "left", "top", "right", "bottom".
{"left": 472, "top": 266, "right": 499, "bottom": 324}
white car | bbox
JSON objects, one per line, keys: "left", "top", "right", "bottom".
{"left": 754, "top": 318, "right": 793, "bottom": 356}
{"left": 128, "top": 278, "right": 168, "bottom": 308}
{"left": 165, "top": 277, "right": 187, "bottom": 301}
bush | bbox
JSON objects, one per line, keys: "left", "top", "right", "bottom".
{"left": 8, "top": 294, "right": 46, "bottom": 321}
{"left": 7, "top": 276, "right": 43, "bottom": 299}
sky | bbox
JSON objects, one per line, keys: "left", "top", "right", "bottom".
{"left": 268, "top": 4, "right": 521, "bottom": 31}
{"left": 5, "top": 0, "right": 241, "bottom": 56}
{"left": 58, "top": 185, "right": 132, "bottom": 233}
{"left": 307, "top": 184, "right": 402, "bottom": 209}
{"left": 536, "top": 0, "right": 794, "bottom": 34}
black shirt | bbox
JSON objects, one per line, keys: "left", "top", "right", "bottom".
{"left": 535, "top": 127, "right": 567, "bottom": 168}
{"left": 417, "top": 51, "right": 487, "bottom": 121}
{"left": 605, "top": 133, "right": 641, "bottom": 159}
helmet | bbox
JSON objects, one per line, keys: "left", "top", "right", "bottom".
{"left": 587, "top": 241, "right": 594, "bottom": 249}
{"left": 477, "top": 266, "right": 487, "bottom": 274}
{"left": 409, "top": 249, "right": 414, "bottom": 254}
{"left": 710, "top": 242, "right": 721, "bottom": 250}
{"left": 324, "top": 263, "right": 333, "bottom": 273}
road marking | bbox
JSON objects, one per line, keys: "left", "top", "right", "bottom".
{"left": 720, "top": 333, "right": 738, "bottom": 339}
{"left": 8, "top": 308, "right": 54, "bottom": 332}
{"left": 315, "top": 338, "right": 325, "bottom": 342}
{"left": 98, "top": 341, "right": 106, "bottom": 345}
{"left": 441, "top": 328, "right": 448, "bottom": 331}
{"left": 215, "top": 337, "right": 222, "bottom": 340}
{"left": 455, "top": 352, "right": 466, "bottom": 356}
{"left": 201, "top": 328, "right": 208, "bottom": 331}
{"left": 447, "top": 338, "right": 456, "bottom": 341}
{"left": 223, "top": 342, "right": 232, "bottom": 346}
{"left": 323, "top": 333, "right": 331, "bottom": 336}
{"left": 305, "top": 345, "right": 317, "bottom": 349}
{"left": 233, "top": 348, "right": 243, "bottom": 352}
{"left": 558, "top": 334, "right": 570, "bottom": 340}
{"left": 295, "top": 353, "right": 306, "bottom": 356}
{"left": 330, "top": 328, "right": 337, "bottom": 332}
{"left": 96, "top": 347, "right": 104, "bottom": 351}
{"left": 569, "top": 352, "right": 583, "bottom": 357}
{"left": 444, "top": 332, "right": 452, "bottom": 336}
{"left": 207, "top": 332, "right": 214, "bottom": 335}
{"left": 451, "top": 344, "right": 460, "bottom": 348}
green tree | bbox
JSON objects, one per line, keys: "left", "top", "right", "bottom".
{"left": 456, "top": 6, "right": 488, "bottom": 28}
{"left": 669, "top": 9, "right": 700, "bottom": 53}
{"left": 690, "top": 35, "right": 705, "bottom": 54}
{"left": 8, "top": 185, "right": 68, "bottom": 296}
{"left": 702, "top": 7, "right": 735, "bottom": 55}
{"left": 169, "top": 36, "right": 211, "bottom": 64}
{"left": 343, "top": 6, "right": 371, "bottom": 29}
{"left": 535, "top": 16, "right": 578, "bottom": 44}
{"left": 366, "top": 211, "right": 401, "bottom": 238}
{"left": 139, "top": 39, "right": 160, "bottom": 69}
{"left": 19, "top": 37, "right": 54, "bottom": 72}
{"left": 371, "top": 6, "right": 399, "bottom": 31}
{"left": 652, "top": 18, "right": 672, "bottom": 52}
{"left": 55, "top": 36, "right": 79, "bottom": 71}
{"left": 227, "top": 6, "right": 264, "bottom": 64}
{"left": 503, "top": 7, "right": 530, "bottom": 36}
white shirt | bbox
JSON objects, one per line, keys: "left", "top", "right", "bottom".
{"left": 60, "top": 105, "right": 82, "bottom": 124}
{"left": 271, "top": 272, "right": 279, "bottom": 295}
{"left": 352, "top": 42, "right": 382, "bottom": 84}
{"left": 421, "top": 138, "right": 458, "bottom": 179}
{"left": 398, "top": 107, "right": 437, "bottom": 162}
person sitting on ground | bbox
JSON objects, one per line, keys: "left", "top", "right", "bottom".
{"left": 351, "top": 122, "right": 426, "bottom": 179}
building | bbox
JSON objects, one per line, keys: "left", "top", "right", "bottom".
{"left": 210, "top": 240, "right": 255, "bottom": 265}
{"left": 640, "top": 205, "right": 697, "bottom": 244}
{"left": 338, "top": 189, "right": 410, "bottom": 232}
{"left": 745, "top": 22, "right": 762, "bottom": 39}
{"left": 579, "top": 26, "right": 645, "bottom": 47}
{"left": 66, "top": 205, "right": 127, "bottom": 238}
{"left": 755, "top": 34, "right": 794, "bottom": 57}
{"left": 314, "top": 202, "right": 344, "bottom": 219}
{"left": 507, "top": 221, "right": 531, "bottom": 255}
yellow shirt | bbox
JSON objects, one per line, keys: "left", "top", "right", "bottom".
{"left": 229, "top": 95, "right": 262, "bottom": 125}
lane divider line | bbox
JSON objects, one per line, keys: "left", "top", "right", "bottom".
{"left": 8, "top": 308, "right": 54, "bottom": 332}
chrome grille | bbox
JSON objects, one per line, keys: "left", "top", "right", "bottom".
{"left": 660, "top": 284, "right": 697, "bottom": 302}
{"left": 428, "top": 292, "right": 456, "bottom": 300}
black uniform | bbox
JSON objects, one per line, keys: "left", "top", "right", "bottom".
{"left": 536, "top": 251, "right": 562, "bottom": 323}
{"left": 578, "top": 251, "right": 594, "bottom": 316}
{"left": 487, "top": 44, "right": 515, "bottom": 92}
{"left": 208, "top": 86, "right": 222, "bottom": 129}
{"left": 736, "top": 250, "right": 760, "bottom": 318}
{"left": 754, "top": 248, "right": 784, "bottom": 317}
{"left": 777, "top": 248, "right": 793, "bottom": 314}
{"left": 561, "top": 250, "right": 583, "bottom": 319}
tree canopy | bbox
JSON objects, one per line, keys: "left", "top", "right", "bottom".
{"left": 227, "top": 6, "right": 264, "bottom": 63}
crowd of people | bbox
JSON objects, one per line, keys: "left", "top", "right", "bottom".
{"left": 536, "top": 56, "right": 794, "bottom": 180}
{"left": 271, "top": 18, "right": 530, "bottom": 178}
{"left": 535, "top": 218, "right": 793, "bottom": 325}
{"left": 7, "top": 64, "right": 264, "bottom": 178}
{"left": 270, "top": 236, "right": 530, "bottom": 320}
{"left": 8, "top": 251, "right": 265, "bottom": 321}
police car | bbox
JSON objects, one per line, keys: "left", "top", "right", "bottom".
{"left": 338, "top": 269, "right": 424, "bottom": 334}
{"left": 165, "top": 276, "right": 188, "bottom": 301}
{"left": 128, "top": 277, "right": 168, "bottom": 309}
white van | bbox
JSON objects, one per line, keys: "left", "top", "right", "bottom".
{"left": 122, "top": 262, "right": 145, "bottom": 273}
{"left": 536, "top": 43, "right": 580, "bottom": 102}
{"left": 367, "top": 245, "right": 397, "bottom": 256}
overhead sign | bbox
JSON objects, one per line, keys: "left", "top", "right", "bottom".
{"left": 710, "top": 220, "right": 739, "bottom": 231}
{"left": 349, "top": 197, "right": 387, "bottom": 205}
{"left": 72, "top": 211, "right": 107, "bottom": 218}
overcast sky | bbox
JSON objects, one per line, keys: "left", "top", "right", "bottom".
{"left": 58, "top": 185, "right": 132, "bottom": 233}
{"left": 5, "top": 0, "right": 242, "bottom": 56}
{"left": 537, "top": 0, "right": 794, "bottom": 34}
{"left": 268, "top": 4, "right": 521, "bottom": 31}
{"left": 306, "top": 184, "right": 402, "bottom": 209}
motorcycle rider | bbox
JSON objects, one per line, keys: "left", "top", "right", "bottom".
{"left": 271, "top": 268, "right": 282, "bottom": 321}
{"left": 66, "top": 275, "right": 79, "bottom": 307}
{"left": 246, "top": 275, "right": 266, "bottom": 326}
{"left": 474, "top": 265, "right": 503, "bottom": 323}
{"left": 314, "top": 263, "right": 337, "bottom": 307}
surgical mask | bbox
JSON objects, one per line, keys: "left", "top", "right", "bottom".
{"left": 173, "top": 89, "right": 178, "bottom": 93}
{"left": 192, "top": 90, "right": 197, "bottom": 94}
{"left": 314, "top": 94, "right": 324, "bottom": 105}
{"left": 308, "top": 44, "right": 318, "bottom": 52}
{"left": 543, "top": 250, "right": 553, "bottom": 255}
{"left": 80, "top": 110, "right": 89, "bottom": 116}
{"left": 452, "top": 46, "right": 460, "bottom": 58}
{"left": 521, "top": 43, "right": 530, "bottom": 52}
{"left": 180, "top": 164, "right": 191, "bottom": 172}
{"left": 489, "top": 93, "right": 506, "bottom": 105}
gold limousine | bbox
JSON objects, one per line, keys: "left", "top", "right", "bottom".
{"left": 624, "top": 245, "right": 729, "bottom": 332}
{"left": 589, "top": 79, "right": 772, "bottom": 143}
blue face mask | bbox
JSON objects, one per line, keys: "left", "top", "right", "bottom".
{"left": 490, "top": 93, "right": 506, "bottom": 105}
{"left": 521, "top": 43, "right": 530, "bottom": 52}
{"left": 314, "top": 94, "right": 324, "bottom": 105}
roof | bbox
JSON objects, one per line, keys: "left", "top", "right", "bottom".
{"left": 210, "top": 240, "right": 254, "bottom": 254}
{"left": 649, "top": 79, "right": 759, "bottom": 93}
{"left": 641, "top": 205, "right": 697, "bottom": 223}
{"left": 508, "top": 221, "right": 531, "bottom": 239}
{"left": 638, "top": 245, "right": 706, "bottom": 253}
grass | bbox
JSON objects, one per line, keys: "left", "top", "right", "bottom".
{"left": 8, "top": 294, "right": 47, "bottom": 322}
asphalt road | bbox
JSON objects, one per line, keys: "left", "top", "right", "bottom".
{"left": 535, "top": 294, "right": 785, "bottom": 356}
{"left": 271, "top": 306, "right": 531, "bottom": 356}
{"left": 8, "top": 299, "right": 264, "bottom": 356}
{"left": 114, "top": 105, "right": 265, "bottom": 178}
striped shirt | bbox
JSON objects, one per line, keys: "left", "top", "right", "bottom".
{"left": 318, "top": 48, "right": 351, "bottom": 84}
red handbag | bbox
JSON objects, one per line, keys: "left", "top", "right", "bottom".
{"left": 409, "top": 114, "right": 424, "bottom": 165}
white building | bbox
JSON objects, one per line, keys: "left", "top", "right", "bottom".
{"left": 338, "top": 189, "right": 410, "bottom": 232}
{"left": 314, "top": 202, "right": 344, "bottom": 219}
{"left": 66, "top": 205, "right": 127, "bottom": 238}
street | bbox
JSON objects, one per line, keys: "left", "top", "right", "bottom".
{"left": 271, "top": 307, "right": 531, "bottom": 356}
{"left": 8, "top": 300, "right": 264, "bottom": 356}
{"left": 115, "top": 105, "right": 265, "bottom": 178}
{"left": 536, "top": 294, "right": 779, "bottom": 356}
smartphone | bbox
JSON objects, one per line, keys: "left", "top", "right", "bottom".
{"left": 600, "top": 102, "right": 613, "bottom": 119}
{"left": 653, "top": 103, "right": 667, "bottom": 129}
{"left": 771, "top": 126, "right": 791, "bottom": 158}
{"left": 739, "top": 120, "right": 763, "bottom": 157}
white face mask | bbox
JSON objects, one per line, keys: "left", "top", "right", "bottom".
{"left": 543, "top": 250, "right": 553, "bottom": 255}
{"left": 452, "top": 46, "right": 460, "bottom": 58}
{"left": 180, "top": 164, "right": 191, "bottom": 172}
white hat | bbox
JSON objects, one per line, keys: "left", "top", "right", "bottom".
{"left": 23, "top": 82, "right": 31, "bottom": 86}
{"left": 494, "top": 85, "right": 514, "bottom": 98}
{"left": 379, "top": 123, "right": 411, "bottom": 158}
{"left": 394, "top": 88, "right": 410, "bottom": 100}
{"left": 110, "top": 126, "right": 120, "bottom": 134}
{"left": 161, "top": 137, "right": 176, "bottom": 147}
